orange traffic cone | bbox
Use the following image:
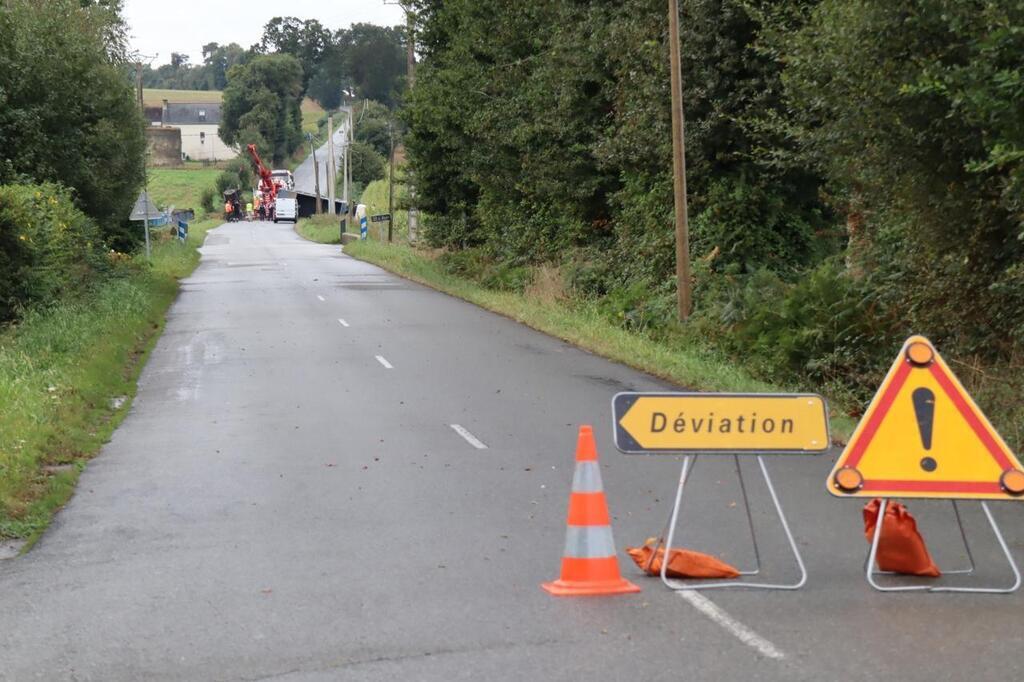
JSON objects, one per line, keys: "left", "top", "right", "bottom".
{"left": 542, "top": 425, "right": 640, "bottom": 596}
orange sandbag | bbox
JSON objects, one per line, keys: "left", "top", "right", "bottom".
{"left": 627, "top": 542, "right": 740, "bottom": 579}
{"left": 863, "top": 499, "right": 941, "bottom": 577}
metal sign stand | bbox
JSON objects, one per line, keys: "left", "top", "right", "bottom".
{"left": 647, "top": 453, "right": 807, "bottom": 591}
{"left": 865, "top": 498, "right": 1020, "bottom": 593}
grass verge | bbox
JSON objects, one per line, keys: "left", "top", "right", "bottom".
{"left": 0, "top": 217, "right": 219, "bottom": 543}
{"left": 345, "top": 240, "right": 858, "bottom": 441}
{"left": 295, "top": 214, "right": 341, "bottom": 244}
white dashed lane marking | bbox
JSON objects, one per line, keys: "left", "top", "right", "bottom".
{"left": 338, "top": 319, "right": 350, "bottom": 327}
{"left": 450, "top": 424, "right": 488, "bottom": 450}
{"left": 678, "top": 591, "right": 785, "bottom": 660}
{"left": 317, "top": 295, "right": 325, "bottom": 302}
{"left": 375, "top": 355, "right": 393, "bottom": 369}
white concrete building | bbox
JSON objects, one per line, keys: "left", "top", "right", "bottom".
{"left": 159, "top": 101, "right": 238, "bottom": 162}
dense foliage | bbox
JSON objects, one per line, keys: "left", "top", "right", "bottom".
{"left": 219, "top": 54, "right": 305, "bottom": 166}
{"left": 782, "top": 0, "right": 1024, "bottom": 357}
{"left": 0, "top": 0, "right": 146, "bottom": 249}
{"left": 143, "top": 43, "right": 248, "bottom": 91}
{"left": 404, "top": 0, "right": 1024, "bottom": 406}
{"left": 0, "top": 184, "right": 109, "bottom": 323}
{"left": 354, "top": 100, "right": 398, "bottom": 158}
{"left": 350, "top": 141, "right": 387, "bottom": 187}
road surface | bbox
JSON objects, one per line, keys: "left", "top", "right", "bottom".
{"left": 1, "top": 221, "right": 1023, "bottom": 680}
{"left": 293, "top": 117, "right": 347, "bottom": 198}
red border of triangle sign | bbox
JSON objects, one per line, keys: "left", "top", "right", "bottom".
{"left": 828, "top": 335, "right": 1024, "bottom": 500}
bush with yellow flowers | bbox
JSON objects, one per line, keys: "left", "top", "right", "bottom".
{"left": 0, "top": 183, "right": 109, "bottom": 323}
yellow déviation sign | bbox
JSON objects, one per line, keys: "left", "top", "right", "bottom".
{"left": 613, "top": 393, "right": 830, "bottom": 454}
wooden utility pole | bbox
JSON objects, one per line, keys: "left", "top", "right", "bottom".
{"left": 668, "top": 0, "right": 692, "bottom": 321}
{"left": 343, "top": 107, "right": 351, "bottom": 209}
{"left": 327, "top": 115, "right": 336, "bottom": 214}
{"left": 388, "top": 121, "right": 395, "bottom": 242}
{"left": 135, "top": 61, "right": 151, "bottom": 261}
{"left": 307, "top": 132, "right": 322, "bottom": 213}
{"left": 405, "top": 7, "right": 416, "bottom": 89}
{"left": 313, "top": 156, "right": 321, "bottom": 213}
{"left": 135, "top": 62, "right": 144, "bottom": 111}
{"left": 400, "top": 1, "right": 419, "bottom": 241}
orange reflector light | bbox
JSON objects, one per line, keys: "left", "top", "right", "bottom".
{"left": 1000, "top": 470, "right": 1024, "bottom": 495}
{"left": 906, "top": 342, "right": 935, "bottom": 367}
{"left": 834, "top": 466, "right": 864, "bottom": 493}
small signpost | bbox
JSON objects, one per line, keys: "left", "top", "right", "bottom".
{"left": 828, "top": 335, "right": 1024, "bottom": 593}
{"left": 371, "top": 213, "right": 392, "bottom": 241}
{"left": 613, "top": 391, "right": 829, "bottom": 591}
{"left": 129, "top": 191, "right": 161, "bottom": 261}
{"left": 177, "top": 219, "right": 188, "bottom": 242}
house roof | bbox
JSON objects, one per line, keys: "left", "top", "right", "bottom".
{"left": 163, "top": 102, "right": 222, "bottom": 125}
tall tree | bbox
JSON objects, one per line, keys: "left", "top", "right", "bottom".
{"left": 256, "top": 17, "right": 332, "bottom": 92}
{"left": 201, "top": 42, "right": 247, "bottom": 90}
{"left": 0, "top": 0, "right": 146, "bottom": 248}
{"left": 342, "top": 24, "right": 406, "bottom": 107}
{"left": 219, "top": 54, "right": 304, "bottom": 166}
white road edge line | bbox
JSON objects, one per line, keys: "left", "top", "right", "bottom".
{"left": 317, "top": 295, "right": 326, "bottom": 302}
{"left": 375, "top": 355, "right": 393, "bottom": 369}
{"left": 450, "top": 424, "right": 488, "bottom": 450}
{"left": 677, "top": 591, "right": 785, "bottom": 661}
{"left": 338, "top": 318, "right": 350, "bottom": 327}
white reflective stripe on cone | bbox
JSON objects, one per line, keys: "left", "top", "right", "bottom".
{"left": 571, "top": 461, "right": 604, "bottom": 493}
{"left": 563, "top": 525, "right": 617, "bottom": 559}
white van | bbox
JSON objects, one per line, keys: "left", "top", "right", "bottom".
{"left": 274, "top": 195, "right": 298, "bottom": 223}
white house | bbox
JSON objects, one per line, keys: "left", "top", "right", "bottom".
{"left": 159, "top": 101, "right": 238, "bottom": 162}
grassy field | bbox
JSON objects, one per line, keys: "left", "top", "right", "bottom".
{"left": 301, "top": 111, "right": 323, "bottom": 136}
{"left": 289, "top": 102, "right": 328, "bottom": 170}
{"left": 301, "top": 99, "right": 325, "bottom": 135}
{"left": 142, "top": 88, "right": 222, "bottom": 106}
{"left": 295, "top": 214, "right": 341, "bottom": 244}
{"left": 147, "top": 168, "right": 221, "bottom": 210}
{"left": 345, "top": 240, "right": 858, "bottom": 442}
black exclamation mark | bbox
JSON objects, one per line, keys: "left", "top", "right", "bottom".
{"left": 913, "top": 387, "right": 937, "bottom": 472}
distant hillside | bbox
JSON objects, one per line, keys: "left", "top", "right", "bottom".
{"left": 143, "top": 89, "right": 323, "bottom": 116}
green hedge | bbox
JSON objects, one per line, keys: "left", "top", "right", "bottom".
{"left": 0, "top": 184, "right": 110, "bottom": 323}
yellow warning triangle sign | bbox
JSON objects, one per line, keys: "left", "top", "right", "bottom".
{"left": 828, "top": 335, "right": 1024, "bottom": 500}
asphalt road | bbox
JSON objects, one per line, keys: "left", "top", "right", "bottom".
{"left": 1, "top": 221, "right": 1023, "bottom": 680}
{"left": 293, "top": 119, "right": 347, "bottom": 197}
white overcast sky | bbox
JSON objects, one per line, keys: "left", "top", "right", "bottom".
{"left": 123, "top": 0, "right": 405, "bottom": 66}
